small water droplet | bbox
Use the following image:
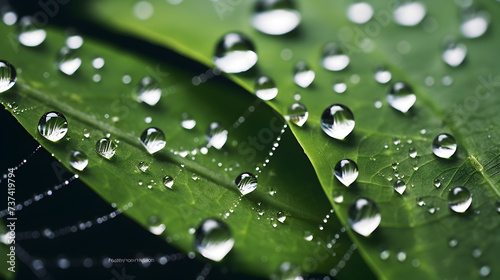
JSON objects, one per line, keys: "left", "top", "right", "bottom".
{"left": 333, "top": 81, "right": 347, "bottom": 93}
{"left": 461, "top": 8, "right": 489, "bottom": 39}
{"left": 206, "top": 122, "right": 228, "bottom": 150}
{"left": 380, "top": 250, "right": 390, "bottom": 260}
{"left": 92, "top": 57, "right": 105, "bottom": 69}
{"left": 387, "top": 82, "right": 416, "bottom": 113}
{"left": 347, "top": 2, "right": 373, "bottom": 24}
{"left": 443, "top": 41, "right": 467, "bottom": 67}
{"left": 321, "top": 43, "right": 350, "bottom": 71}
{"left": 2, "top": 10, "right": 17, "bottom": 26}
{"left": 433, "top": 178, "right": 441, "bottom": 188}
{"left": 479, "top": 265, "right": 491, "bottom": 277}
{"left": 408, "top": 147, "right": 417, "bottom": 158}
{"left": 432, "top": 133, "right": 457, "bottom": 158}
{"left": 333, "top": 190, "right": 344, "bottom": 203}
{"left": 57, "top": 47, "right": 81, "bottom": 76}
{"left": 0, "top": 60, "right": 17, "bottom": 93}
{"left": 163, "top": 175, "right": 174, "bottom": 189}
{"left": 180, "top": 113, "right": 196, "bottom": 130}
{"left": 69, "top": 151, "right": 88, "bottom": 171}
{"left": 148, "top": 216, "right": 166, "bottom": 235}
{"left": 137, "top": 161, "right": 150, "bottom": 172}
{"left": 133, "top": 1, "right": 154, "bottom": 20}
{"left": 66, "top": 35, "right": 83, "bottom": 49}
{"left": 285, "top": 103, "right": 308, "bottom": 127}
{"left": 496, "top": 199, "right": 500, "bottom": 213}
{"left": 18, "top": 16, "right": 46, "bottom": 47}
{"left": 213, "top": 32, "right": 257, "bottom": 73}
{"left": 348, "top": 198, "right": 381, "bottom": 237}
{"left": 393, "top": 2, "right": 426, "bottom": 26}
{"left": 394, "top": 180, "right": 406, "bottom": 195}
{"left": 277, "top": 211, "right": 286, "bottom": 223}
{"left": 448, "top": 186, "right": 472, "bottom": 213}
{"left": 194, "top": 218, "right": 234, "bottom": 262}
{"left": 334, "top": 159, "right": 358, "bottom": 187}
{"left": 136, "top": 77, "right": 162, "bottom": 106}
{"left": 397, "top": 251, "right": 407, "bottom": 262}
{"left": 235, "top": 172, "right": 257, "bottom": 195}
{"left": 140, "top": 127, "right": 166, "bottom": 154}
{"left": 254, "top": 76, "right": 278, "bottom": 100}
{"left": 37, "top": 111, "right": 68, "bottom": 142}
{"left": 320, "top": 104, "right": 355, "bottom": 140}
{"left": 303, "top": 231, "right": 313, "bottom": 241}
{"left": 252, "top": 0, "right": 301, "bottom": 35}
{"left": 293, "top": 61, "right": 315, "bottom": 88}
{"left": 374, "top": 67, "right": 392, "bottom": 84}
{"left": 472, "top": 248, "right": 482, "bottom": 258}
{"left": 95, "top": 138, "right": 117, "bottom": 159}
{"left": 448, "top": 238, "right": 458, "bottom": 248}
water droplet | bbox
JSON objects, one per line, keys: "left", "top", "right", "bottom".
{"left": 92, "top": 57, "right": 105, "bottom": 69}
{"left": 277, "top": 211, "right": 286, "bottom": 223}
{"left": 479, "top": 265, "right": 491, "bottom": 277}
{"left": 136, "top": 77, "right": 162, "bottom": 106}
{"left": 442, "top": 41, "right": 467, "bottom": 67}
{"left": 496, "top": 199, "right": 500, "bottom": 213}
{"left": 95, "top": 138, "right": 117, "bottom": 159}
{"left": 2, "top": 10, "right": 17, "bottom": 26}
{"left": 206, "top": 122, "right": 228, "bottom": 150}
{"left": 461, "top": 8, "right": 489, "bottom": 39}
{"left": 37, "top": 112, "right": 68, "bottom": 142}
{"left": 57, "top": 47, "right": 81, "bottom": 76}
{"left": 380, "top": 250, "right": 390, "bottom": 260}
{"left": 303, "top": 231, "right": 313, "bottom": 241}
{"left": 433, "top": 178, "right": 441, "bottom": 188}
{"left": 133, "top": 1, "right": 154, "bottom": 20}
{"left": 254, "top": 76, "right": 278, "bottom": 100}
{"left": 409, "top": 147, "right": 417, "bottom": 158}
{"left": 397, "top": 251, "right": 407, "bottom": 262}
{"left": 348, "top": 198, "right": 381, "bottom": 237}
{"left": 321, "top": 43, "right": 350, "bottom": 71}
{"left": 333, "top": 190, "right": 344, "bottom": 203}
{"left": 180, "top": 113, "right": 196, "bottom": 130}
{"left": 432, "top": 133, "right": 457, "bottom": 158}
{"left": 393, "top": 2, "right": 426, "bottom": 26}
{"left": 194, "top": 218, "right": 234, "bottom": 262}
{"left": 140, "top": 127, "right": 166, "bottom": 154}
{"left": 448, "top": 186, "right": 472, "bottom": 213}
{"left": 148, "top": 216, "right": 166, "bottom": 235}
{"left": 394, "top": 180, "right": 406, "bottom": 195}
{"left": 66, "top": 35, "right": 83, "bottom": 49}
{"left": 333, "top": 81, "right": 347, "bottom": 93}
{"left": 374, "top": 67, "right": 392, "bottom": 84}
{"left": 320, "top": 104, "right": 355, "bottom": 140}
{"left": 18, "top": 16, "right": 46, "bottom": 47}
{"left": 387, "top": 82, "right": 416, "bottom": 113}
{"left": 213, "top": 32, "right": 257, "bottom": 73}
{"left": 0, "top": 60, "right": 17, "bottom": 93}
{"left": 347, "top": 2, "right": 373, "bottom": 24}
{"left": 69, "top": 151, "right": 88, "bottom": 171}
{"left": 448, "top": 238, "right": 458, "bottom": 247}
{"left": 277, "top": 262, "right": 303, "bottom": 280}
{"left": 163, "top": 175, "right": 174, "bottom": 189}
{"left": 293, "top": 61, "right": 315, "bottom": 88}
{"left": 285, "top": 103, "right": 308, "bottom": 127}
{"left": 334, "top": 159, "right": 358, "bottom": 187}
{"left": 138, "top": 161, "right": 150, "bottom": 172}
{"left": 235, "top": 172, "right": 257, "bottom": 195}
{"left": 252, "top": 0, "right": 301, "bottom": 35}
{"left": 472, "top": 248, "right": 482, "bottom": 258}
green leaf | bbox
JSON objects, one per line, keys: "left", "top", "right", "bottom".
{"left": 0, "top": 21, "right": 372, "bottom": 278}
{"left": 88, "top": 0, "right": 500, "bottom": 278}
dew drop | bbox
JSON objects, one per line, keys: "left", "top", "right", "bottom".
{"left": 140, "top": 127, "right": 166, "bottom": 154}
{"left": 252, "top": 0, "right": 300, "bottom": 35}
{"left": 374, "top": 67, "right": 392, "bottom": 84}
{"left": 213, "top": 32, "right": 257, "bottom": 73}
{"left": 194, "top": 218, "right": 234, "bottom": 262}
{"left": 136, "top": 77, "right": 162, "bottom": 106}
{"left": 472, "top": 248, "right": 482, "bottom": 258}
{"left": 333, "top": 190, "right": 344, "bottom": 203}
{"left": 285, "top": 103, "right": 308, "bottom": 127}
{"left": 303, "top": 231, "right": 313, "bottom": 241}
{"left": 163, "top": 175, "right": 174, "bottom": 189}
{"left": 321, "top": 43, "right": 350, "bottom": 71}
{"left": 148, "top": 216, "right": 166, "bottom": 235}
{"left": 57, "top": 47, "right": 82, "bottom": 76}
{"left": 320, "top": 104, "right": 355, "bottom": 140}
{"left": 461, "top": 8, "right": 489, "bottom": 39}
{"left": 387, "top": 82, "right": 416, "bottom": 113}
{"left": 334, "top": 159, "right": 358, "bottom": 187}
{"left": 448, "top": 186, "right": 472, "bottom": 213}
{"left": 66, "top": 35, "right": 83, "bottom": 49}
{"left": 333, "top": 81, "right": 347, "bottom": 93}
{"left": 137, "top": 161, "right": 150, "bottom": 172}
{"left": 293, "top": 61, "right": 315, "bottom": 88}
{"left": 496, "top": 199, "right": 500, "bottom": 213}
{"left": 2, "top": 10, "right": 17, "bottom": 26}
{"left": 432, "top": 133, "right": 457, "bottom": 159}
{"left": 433, "top": 178, "right": 441, "bottom": 188}
{"left": 181, "top": 113, "right": 196, "bottom": 130}
{"left": 69, "top": 151, "right": 88, "bottom": 171}
{"left": 92, "top": 57, "right": 105, "bottom": 69}
{"left": 409, "top": 147, "right": 417, "bottom": 158}
{"left": 442, "top": 41, "right": 467, "bottom": 67}
{"left": 254, "top": 76, "right": 278, "bottom": 100}
{"left": 348, "top": 198, "right": 381, "bottom": 237}
{"left": 479, "top": 265, "right": 491, "bottom": 277}
{"left": 206, "top": 122, "right": 228, "bottom": 150}
{"left": 448, "top": 238, "right": 458, "bottom": 248}
{"left": 347, "top": 2, "right": 373, "bottom": 24}
{"left": 235, "top": 172, "right": 257, "bottom": 195}
{"left": 394, "top": 180, "right": 406, "bottom": 195}
{"left": 277, "top": 211, "right": 286, "bottom": 223}
{"left": 393, "top": 2, "right": 426, "bottom": 26}
{"left": 397, "top": 251, "right": 407, "bottom": 262}
{"left": 37, "top": 112, "right": 68, "bottom": 142}
{"left": 95, "top": 138, "right": 117, "bottom": 159}
{"left": 18, "top": 16, "right": 46, "bottom": 47}
{"left": 0, "top": 60, "right": 17, "bottom": 93}
{"left": 380, "top": 250, "right": 390, "bottom": 260}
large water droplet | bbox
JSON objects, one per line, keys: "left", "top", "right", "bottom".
{"left": 393, "top": 2, "right": 426, "bottom": 26}
{"left": 37, "top": 111, "right": 68, "bottom": 142}
{"left": 347, "top": 2, "right": 373, "bottom": 24}
{"left": 235, "top": 172, "right": 257, "bottom": 195}
{"left": 394, "top": 180, "right": 406, "bottom": 195}
{"left": 69, "top": 151, "right": 88, "bottom": 171}
{"left": 57, "top": 47, "right": 82, "bottom": 76}
{"left": 387, "top": 82, "right": 416, "bottom": 113}
{"left": 320, "top": 104, "right": 355, "bottom": 140}
{"left": 136, "top": 77, "right": 162, "bottom": 106}
{"left": 321, "top": 43, "right": 350, "bottom": 71}
{"left": 432, "top": 133, "right": 457, "bottom": 159}
{"left": 206, "top": 122, "right": 228, "bottom": 150}
{"left": 461, "top": 8, "right": 489, "bottom": 39}
{"left": 254, "top": 76, "right": 278, "bottom": 100}
{"left": 194, "top": 218, "right": 234, "bottom": 262}
{"left": 374, "top": 67, "right": 392, "bottom": 84}
{"left": 213, "top": 32, "right": 257, "bottom": 73}
{"left": 252, "top": 0, "right": 301, "bottom": 35}
{"left": 293, "top": 61, "right": 315, "bottom": 88}
{"left": 442, "top": 41, "right": 467, "bottom": 67}
{"left": 285, "top": 103, "right": 308, "bottom": 127}
{"left": 334, "top": 159, "right": 358, "bottom": 187}
{"left": 448, "top": 186, "right": 472, "bottom": 213}
{"left": 95, "top": 138, "right": 117, "bottom": 159}
{"left": 0, "top": 60, "right": 16, "bottom": 93}
{"left": 18, "top": 16, "right": 46, "bottom": 47}
{"left": 140, "top": 127, "right": 166, "bottom": 154}
{"left": 163, "top": 175, "right": 174, "bottom": 189}
{"left": 348, "top": 198, "right": 381, "bottom": 237}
